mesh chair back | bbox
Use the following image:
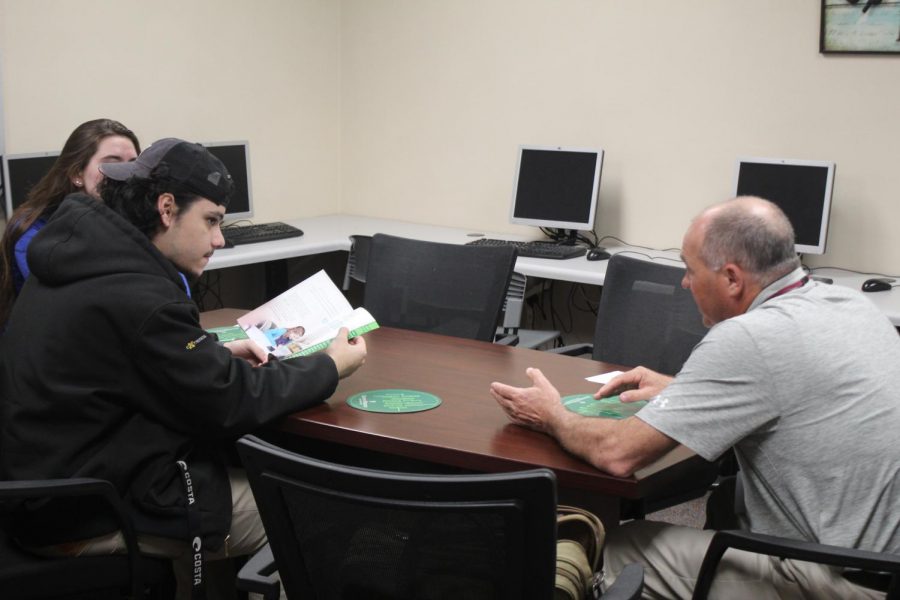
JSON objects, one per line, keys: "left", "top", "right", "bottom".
{"left": 237, "top": 435, "right": 557, "bottom": 600}
{"left": 594, "top": 254, "right": 707, "bottom": 375}
{"left": 363, "top": 234, "right": 517, "bottom": 341}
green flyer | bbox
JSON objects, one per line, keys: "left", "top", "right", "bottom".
{"left": 561, "top": 394, "right": 647, "bottom": 419}
{"left": 206, "top": 325, "right": 249, "bottom": 343}
{"left": 346, "top": 389, "right": 442, "bottom": 413}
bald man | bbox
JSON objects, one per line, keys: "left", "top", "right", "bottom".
{"left": 492, "top": 197, "right": 899, "bottom": 599}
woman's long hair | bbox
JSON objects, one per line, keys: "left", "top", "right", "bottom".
{"left": 0, "top": 118, "right": 140, "bottom": 328}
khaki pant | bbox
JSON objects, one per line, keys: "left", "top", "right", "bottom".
{"left": 602, "top": 520, "right": 884, "bottom": 600}
{"left": 37, "top": 468, "right": 278, "bottom": 600}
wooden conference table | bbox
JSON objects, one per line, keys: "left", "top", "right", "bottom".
{"left": 202, "top": 309, "right": 712, "bottom": 527}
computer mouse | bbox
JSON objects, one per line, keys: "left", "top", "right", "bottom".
{"left": 586, "top": 248, "right": 611, "bottom": 261}
{"left": 862, "top": 278, "right": 894, "bottom": 292}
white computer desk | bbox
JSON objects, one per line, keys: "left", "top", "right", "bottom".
{"left": 807, "top": 268, "right": 900, "bottom": 325}
{"left": 207, "top": 214, "right": 900, "bottom": 326}
{"left": 207, "top": 214, "right": 680, "bottom": 286}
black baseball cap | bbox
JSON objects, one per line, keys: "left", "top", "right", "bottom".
{"left": 100, "top": 137, "right": 234, "bottom": 206}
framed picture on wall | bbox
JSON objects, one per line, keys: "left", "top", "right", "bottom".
{"left": 820, "top": 0, "right": 900, "bottom": 54}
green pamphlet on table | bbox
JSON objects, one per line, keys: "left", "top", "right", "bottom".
{"left": 346, "top": 389, "right": 442, "bottom": 413}
{"left": 206, "top": 270, "right": 378, "bottom": 359}
{"left": 561, "top": 394, "right": 647, "bottom": 419}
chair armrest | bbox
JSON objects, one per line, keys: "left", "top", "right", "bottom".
{"left": 0, "top": 477, "right": 116, "bottom": 500}
{"left": 692, "top": 529, "right": 900, "bottom": 599}
{"left": 0, "top": 477, "right": 146, "bottom": 599}
{"left": 236, "top": 543, "right": 281, "bottom": 600}
{"left": 0, "top": 478, "right": 136, "bottom": 544}
{"left": 548, "top": 343, "right": 592, "bottom": 357}
{"left": 603, "top": 563, "right": 643, "bottom": 600}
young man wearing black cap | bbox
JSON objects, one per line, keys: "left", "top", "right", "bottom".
{"left": 0, "top": 138, "right": 367, "bottom": 598}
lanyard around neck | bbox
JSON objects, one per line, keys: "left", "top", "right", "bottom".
{"left": 763, "top": 276, "right": 809, "bottom": 304}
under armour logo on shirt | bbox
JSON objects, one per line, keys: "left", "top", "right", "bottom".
{"left": 649, "top": 396, "right": 669, "bottom": 408}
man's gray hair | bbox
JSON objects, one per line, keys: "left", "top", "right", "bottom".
{"left": 698, "top": 197, "right": 801, "bottom": 286}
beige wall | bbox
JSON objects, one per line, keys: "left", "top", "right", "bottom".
{"left": 2, "top": 1, "right": 898, "bottom": 271}
{"left": 341, "top": 0, "right": 900, "bottom": 272}
{"left": 0, "top": 0, "right": 342, "bottom": 222}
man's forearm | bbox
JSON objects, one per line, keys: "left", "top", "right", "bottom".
{"left": 548, "top": 412, "right": 678, "bottom": 478}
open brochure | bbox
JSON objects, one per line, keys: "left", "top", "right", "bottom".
{"left": 207, "top": 270, "right": 378, "bottom": 359}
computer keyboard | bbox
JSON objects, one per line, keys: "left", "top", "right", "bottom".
{"left": 465, "top": 238, "right": 587, "bottom": 260}
{"left": 222, "top": 222, "right": 304, "bottom": 247}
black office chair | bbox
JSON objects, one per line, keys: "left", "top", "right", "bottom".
{"left": 554, "top": 253, "right": 707, "bottom": 375}
{"left": 691, "top": 530, "right": 900, "bottom": 599}
{"left": 235, "top": 434, "right": 558, "bottom": 599}
{"left": 553, "top": 254, "right": 718, "bottom": 517}
{"left": 363, "top": 233, "right": 518, "bottom": 342}
{"left": 694, "top": 474, "right": 899, "bottom": 598}
{"left": 236, "top": 435, "right": 644, "bottom": 600}
{"left": 0, "top": 477, "right": 175, "bottom": 599}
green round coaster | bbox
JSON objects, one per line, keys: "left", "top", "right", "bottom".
{"left": 346, "top": 389, "right": 442, "bottom": 413}
{"left": 561, "top": 393, "right": 647, "bottom": 419}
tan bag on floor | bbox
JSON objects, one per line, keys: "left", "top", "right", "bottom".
{"left": 554, "top": 505, "right": 605, "bottom": 600}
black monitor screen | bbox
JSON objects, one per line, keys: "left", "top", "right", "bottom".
{"left": 510, "top": 147, "right": 603, "bottom": 231}
{"left": 204, "top": 142, "right": 252, "bottom": 219}
{"left": 734, "top": 159, "right": 835, "bottom": 254}
{"left": 3, "top": 153, "right": 60, "bottom": 215}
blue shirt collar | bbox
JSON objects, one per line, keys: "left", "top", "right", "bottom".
{"left": 178, "top": 272, "right": 192, "bottom": 298}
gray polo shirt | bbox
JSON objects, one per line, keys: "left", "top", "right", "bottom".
{"left": 638, "top": 268, "right": 900, "bottom": 554}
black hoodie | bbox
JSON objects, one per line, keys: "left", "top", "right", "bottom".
{"left": 0, "top": 194, "right": 339, "bottom": 549}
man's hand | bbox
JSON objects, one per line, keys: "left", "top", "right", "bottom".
{"left": 595, "top": 366, "right": 673, "bottom": 403}
{"left": 224, "top": 339, "right": 268, "bottom": 367}
{"left": 490, "top": 368, "right": 568, "bottom": 434}
{"left": 325, "top": 328, "right": 367, "bottom": 379}
{"left": 493, "top": 367, "right": 678, "bottom": 477}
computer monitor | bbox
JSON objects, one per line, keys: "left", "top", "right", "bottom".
{"left": 203, "top": 141, "right": 253, "bottom": 221}
{"left": 733, "top": 157, "right": 836, "bottom": 255}
{"left": 2, "top": 151, "right": 61, "bottom": 218}
{"left": 509, "top": 145, "right": 604, "bottom": 242}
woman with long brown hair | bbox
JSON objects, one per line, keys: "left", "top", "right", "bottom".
{"left": 0, "top": 118, "right": 140, "bottom": 328}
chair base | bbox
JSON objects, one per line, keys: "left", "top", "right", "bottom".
{"left": 498, "top": 328, "right": 562, "bottom": 349}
